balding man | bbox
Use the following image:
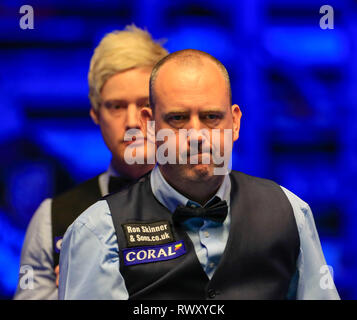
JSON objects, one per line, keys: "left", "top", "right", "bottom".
{"left": 59, "top": 49, "right": 339, "bottom": 300}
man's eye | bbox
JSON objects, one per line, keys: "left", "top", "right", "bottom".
{"left": 138, "top": 103, "right": 150, "bottom": 108}
{"left": 166, "top": 114, "right": 188, "bottom": 127}
{"left": 104, "top": 102, "right": 127, "bottom": 110}
{"left": 171, "top": 115, "right": 185, "bottom": 121}
{"left": 167, "top": 114, "right": 187, "bottom": 122}
{"left": 136, "top": 99, "right": 150, "bottom": 108}
{"left": 203, "top": 114, "right": 221, "bottom": 121}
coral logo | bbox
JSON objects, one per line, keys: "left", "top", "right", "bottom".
{"left": 123, "top": 240, "right": 186, "bottom": 266}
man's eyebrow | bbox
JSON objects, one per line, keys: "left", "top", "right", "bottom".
{"left": 136, "top": 97, "right": 150, "bottom": 105}
{"left": 102, "top": 99, "right": 127, "bottom": 105}
{"left": 199, "top": 109, "right": 226, "bottom": 113}
{"left": 161, "top": 110, "right": 190, "bottom": 120}
{"left": 199, "top": 110, "right": 227, "bottom": 117}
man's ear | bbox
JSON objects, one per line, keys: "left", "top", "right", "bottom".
{"left": 231, "top": 104, "right": 242, "bottom": 142}
{"left": 139, "top": 106, "right": 154, "bottom": 137}
{"left": 90, "top": 108, "right": 99, "bottom": 125}
{"left": 140, "top": 106, "right": 153, "bottom": 128}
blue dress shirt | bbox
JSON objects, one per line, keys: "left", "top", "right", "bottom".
{"left": 59, "top": 166, "right": 340, "bottom": 300}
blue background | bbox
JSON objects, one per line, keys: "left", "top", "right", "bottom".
{"left": 0, "top": 0, "right": 356, "bottom": 299}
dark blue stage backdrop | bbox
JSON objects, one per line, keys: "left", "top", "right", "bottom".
{"left": 0, "top": 0, "right": 356, "bottom": 299}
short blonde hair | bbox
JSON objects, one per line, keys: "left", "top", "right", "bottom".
{"left": 88, "top": 25, "right": 168, "bottom": 111}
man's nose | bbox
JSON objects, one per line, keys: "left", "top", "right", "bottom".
{"left": 186, "top": 116, "right": 204, "bottom": 147}
{"left": 186, "top": 115, "right": 201, "bottom": 131}
{"left": 125, "top": 103, "right": 141, "bottom": 130}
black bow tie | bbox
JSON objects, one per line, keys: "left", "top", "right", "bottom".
{"left": 108, "top": 176, "right": 135, "bottom": 194}
{"left": 172, "top": 196, "right": 228, "bottom": 224}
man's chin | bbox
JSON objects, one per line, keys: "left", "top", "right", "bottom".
{"left": 185, "top": 163, "right": 215, "bottom": 181}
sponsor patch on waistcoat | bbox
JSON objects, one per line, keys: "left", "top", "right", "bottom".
{"left": 122, "top": 240, "right": 186, "bottom": 266}
{"left": 122, "top": 220, "right": 174, "bottom": 247}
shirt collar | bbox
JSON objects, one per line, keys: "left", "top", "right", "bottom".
{"left": 99, "top": 162, "right": 121, "bottom": 196}
{"left": 150, "top": 165, "right": 231, "bottom": 213}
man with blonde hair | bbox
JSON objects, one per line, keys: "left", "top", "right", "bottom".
{"left": 14, "top": 25, "right": 168, "bottom": 299}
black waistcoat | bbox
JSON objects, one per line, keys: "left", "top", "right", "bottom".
{"left": 106, "top": 170, "right": 300, "bottom": 300}
{"left": 51, "top": 175, "right": 102, "bottom": 267}
{"left": 52, "top": 174, "right": 139, "bottom": 267}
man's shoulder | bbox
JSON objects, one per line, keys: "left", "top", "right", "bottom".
{"left": 23, "top": 198, "right": 53, "bottom": 246}
{"left": 230, "top": 170, "right": 309, "bottom": 208}
{"left": 23, "top": 198, "right": 52, "bottom": 239}
{"left": 51, "top": 174, "right": 106, "bottom": 257}
{"left": 34, "top": 197, "right": 53, "bottom": 216}
{"left": 279, "top": 186, "right": 309, "bottom": 210}
{"left": 70, "top": 199, "right": 110, "bottom": 232}
{"left": 104, "top": 172, "right": 150, "bottom": 202}
{"left": 230, "top": 170, "right": 311, "bottom": 230}
{"left": 229, "top": 170, "right": 281, "bottom": 189}
{"left": 53, "top": 174, "right": 102, "bottom": 203}
{"left": 51, "top": 173, "right": 104, "bottom": 225}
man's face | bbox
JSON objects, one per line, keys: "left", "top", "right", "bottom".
{"left": 90, "top": 67, "right": 153, "bottom": 174}
{"left": 153, "top": 59, "right": 242, "bottom": 183}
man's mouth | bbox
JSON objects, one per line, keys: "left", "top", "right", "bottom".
{"left": 123, "top": 137, "right": 145, "bottom": 145}
{"left": 187, "top": 148, "right": 212, "bottom": 157}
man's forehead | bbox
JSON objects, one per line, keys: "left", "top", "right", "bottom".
{"left": 102, "top": 91, "right": 149, "bottom": 101}
{"left": 155, "top": 97, "right": 230, "bottom": 116}
{"left": 157, "top": 63, "right": 225, "bottom": 93}
{"left": 157, "top": 56, "right": 220, "bottom": 78}
{"left": 101, "top": 69, "right": 151, "bottom": 101}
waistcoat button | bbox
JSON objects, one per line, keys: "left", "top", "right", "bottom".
{"left": 208, "top": 289, "right": 216, "bottom": 299}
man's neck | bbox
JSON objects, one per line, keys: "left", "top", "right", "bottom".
{"left": 159, "top": 166, "right": 224, "bottom": 206}
{"left": 111, "top": 158, "right": 154, "bottom": 179}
